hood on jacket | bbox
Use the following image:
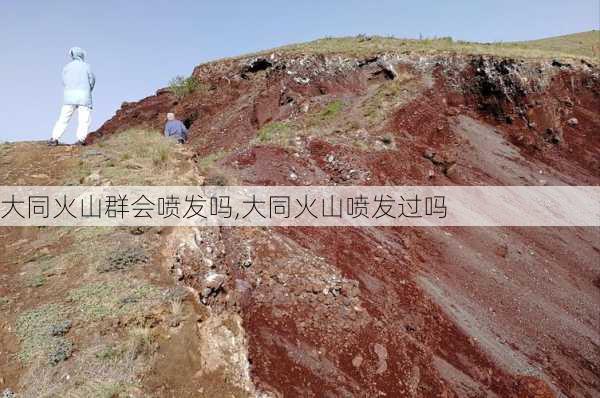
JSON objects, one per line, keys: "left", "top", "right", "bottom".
{"left": 69, "top": 47, "right": 86, "bottom": 61}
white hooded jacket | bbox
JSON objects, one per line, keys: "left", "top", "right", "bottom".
{"left": 62, "top": 47, "right": 95, "bottom": 108}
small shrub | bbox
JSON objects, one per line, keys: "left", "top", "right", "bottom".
{"left": 48, "top": 339, "right": 73, "bottom": 365}
{"left": 168, "top": 75, "right": 204, "bottom": 99}
{"left": 380, "top": 134, "right": 394, "bottom": 145}
{"left": 98, "top": 247, "right": 148, "bottom": 273}
{"left": 168, "top": 297, "right": 184, "bottom": 327}
{"left": 125, "top": 327, "right": 156, "bottom": 360}
{"left": 152, "top": 143, "right": 171, "bottom": 167}
{"left": 170, "top": 297, "right": 183, "bottom": 317}
{"left": 49, "top": 320, "right": 72, "bottom": 337}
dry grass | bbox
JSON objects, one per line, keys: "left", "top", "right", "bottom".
{"left": 67, "top": 280, "right": 162, "bottom": 322}
{"left": 195, "top": 149, "right": 228, "bottom": 172}
{"left": 80, "top": 128, "right": 197, "bottom": 185}
{"left": 237, "top": 30, "right": 599, "bottom": 63}
{"left": 19, "top": 330, "right": 157, "bottom": 398}
{"left": 124, "top": 327, "right": 156, "bottom": 362}
{"left": 0, "top": 136, "right": 187, "bottom": 397}
{"left": 7, "top": 224, "right": 168, "bottom": 396}
{"left": 170, "top": 297, "right": 183, "bottom": 317}
{"left": 15, "top": 303, "right": 71, "bottom": 363}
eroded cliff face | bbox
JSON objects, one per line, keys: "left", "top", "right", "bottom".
{"left": 94, "top": 51, "right": 599, "bottom": 177}
{"left": 93, "top": 50, "right": 599, "bottom": 397}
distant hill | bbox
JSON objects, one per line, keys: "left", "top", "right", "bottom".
{"left": 509, "top": 30, "right": 600, "bottom": 58}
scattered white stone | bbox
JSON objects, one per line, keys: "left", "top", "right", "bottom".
{"left": 294, "top": 77, "right": 310, "bottom": 84}
{"left": 352, "top": 355, "right": 363, "bottom": 368}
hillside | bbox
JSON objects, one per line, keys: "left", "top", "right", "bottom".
{"left": 246, "top": 30, "right": 600, "bottom": 62}
{"left": 1, "top": 32, "right": 599, "bottom": 397}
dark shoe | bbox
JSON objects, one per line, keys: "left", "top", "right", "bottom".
{"left": 47, "top": 139, "right": 59, "bottom": 146}
{"left": 177, "top": 139, "right": 185, "bottom": 144}
{"left": 73, "top": 140, "right": 87, "bottom": 146}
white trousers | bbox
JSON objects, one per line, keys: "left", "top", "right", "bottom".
{"left": 51, "top": 105, "right": 92, "bottom": 142}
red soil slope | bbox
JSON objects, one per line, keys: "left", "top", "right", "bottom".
{"left": 95, "top": 51, "right": 600, "bottom": 397}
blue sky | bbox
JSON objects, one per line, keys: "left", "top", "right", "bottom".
{"left": 0, "top": 0, "right": 598, "bottom": 142}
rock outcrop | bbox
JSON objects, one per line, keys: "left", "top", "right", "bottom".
{"left": 88, "top": 46, "right": 600, "bottom": 397}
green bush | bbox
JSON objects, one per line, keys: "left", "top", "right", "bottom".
{"left": 168, "top": 75, "right": 203, "bottom": 99}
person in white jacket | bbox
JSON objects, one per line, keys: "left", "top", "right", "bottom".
{"left": 48, "top": 47, "right": 96, "bottom": 146}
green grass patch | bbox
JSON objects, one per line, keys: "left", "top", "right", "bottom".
{"left": 79, "top": 129, "right": 195, "bottom": 185}
{"left": 320, "top": 99, "right": 344, "bottom": 118}
{"left": 15, "top": 303, "right": 72, "bottom": 363}
{"left": 71, "top": 227, "right": 114, "bottom": 244}
{"left": 27, "top": 274, "right": 47, "bottom": 288}
{"left": 68, "top": 280, "right": 162, "bottom": 322}
{"left": 152, "top": 142, "right": 171, "bottom": 167}
{"left": 195, "top": 149, "right": 227, "bottom": 171}
{"left": 22, "top": 252, "right": 58, "bottom": 288}
{"left": 306, "top": 99, "right": 345, "bottom": 128}
{"left": 62, "top": 227, "right": 117, "bottom": 270}
{"left": 256, "top": 121, "right": 297, "bottom": 145}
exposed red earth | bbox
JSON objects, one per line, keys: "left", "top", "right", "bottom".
{"left": 89, "top": 46, "right": 600, "bottom": 397}
{"left": 1, "top": 37, "right": 598, "bottom": 397}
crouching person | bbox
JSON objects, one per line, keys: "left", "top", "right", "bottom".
{"left": 49, "top": 47, "right": 95, "bottom": 146}
{"left": 164, "top": 112, "right": 188, "bottom": 144}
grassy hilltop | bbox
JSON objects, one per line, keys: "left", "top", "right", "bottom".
{"left": 251, "top": 30, "right": 600, "bottom": 61}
